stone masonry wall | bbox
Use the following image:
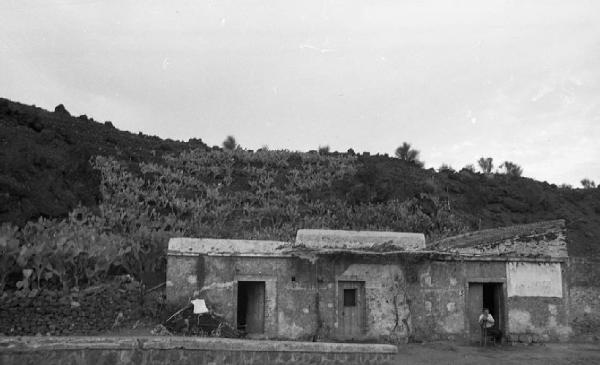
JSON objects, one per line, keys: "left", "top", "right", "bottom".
{"left": 432, "top": 220, "right": 566, "bottom": 254}
{"left": 168, "top": 252, "right": 572, "bottom": 343}
{"left": 314, "top": 257, "right": 410, "bottom": 341}
{"left": 568, "top": 257, "right": 600, "bottom": 341}
{"left": 0, "top": 337, "right": 397, "bottom": 365}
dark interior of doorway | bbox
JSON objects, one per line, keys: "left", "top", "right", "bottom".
{"left": 482, "top": 283, "right": 500, "bottom": 329}
{"left": 237, "top": 281, "right": 265, "bottom": 333}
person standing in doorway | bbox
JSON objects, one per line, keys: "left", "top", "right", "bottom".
{"left": 479, "top": 308, "right": 502, "bottom": 344}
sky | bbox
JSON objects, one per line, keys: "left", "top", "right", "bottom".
{"left": 1, "top": 0, "right": 599, "bottom": 186}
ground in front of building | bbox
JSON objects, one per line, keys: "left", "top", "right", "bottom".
{"left": 395, "top": 342, "right": 600, "bottom": 365}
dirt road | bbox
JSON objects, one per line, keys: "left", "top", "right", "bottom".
{"left": 394, "top": 342, "right": 600, "bottom": 365}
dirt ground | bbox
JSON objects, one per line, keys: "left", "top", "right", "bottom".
{"left": 395, "top": 342, "right": 600, "bottom": 365}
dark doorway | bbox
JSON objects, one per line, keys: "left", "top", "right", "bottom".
{"left": 483, "top": 283, "right": 500, "bottom": 326}
{"left": 467, "top": 282, "right": 504, "bottom": 342}
{"left": 237, "top": 281, "right": 265, "bottom": 334}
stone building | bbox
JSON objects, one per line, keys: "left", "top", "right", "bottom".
{"left": 167, "top": 220, "right": 570, "bottom": 342}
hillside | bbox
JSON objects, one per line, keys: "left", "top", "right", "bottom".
{"left": 1, "top": 97, "right": 599, "bottom": 268}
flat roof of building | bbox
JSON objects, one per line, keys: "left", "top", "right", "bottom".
{"left": 168, "top": 221, "right": 566, "bottom": 259}
{"left": 168, "top": 229, "right": 426, "bottom": 256}
{"left": 168, "top": 237, "right": 291, "bottom": 256}
{"left": 296, "top": 229, "right": 426, "bottom": 251}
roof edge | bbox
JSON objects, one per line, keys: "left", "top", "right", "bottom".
{"left": 430, "top": 219, "right": 566, "bottom": 250}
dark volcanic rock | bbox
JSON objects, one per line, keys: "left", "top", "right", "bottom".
{"left": 0, "top": 98, "right": 206, "bottom": 225}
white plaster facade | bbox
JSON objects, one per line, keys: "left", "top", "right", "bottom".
{"left": 506, "top": 262, "right": 563, "bottom": 297}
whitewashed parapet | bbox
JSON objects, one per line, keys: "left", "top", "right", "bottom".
{"left": 295, "top": 229, "right": 426, "bottom": 251}
{"left": 168, "top": 237, "right": 292, "bottom": 256}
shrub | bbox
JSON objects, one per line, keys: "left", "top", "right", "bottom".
{"left": 395, "top": 142, "right": 424, "bottom": 168}
{"left": 222, "top": 135, "right": 238, "bottom": 151}
{"left": 500, "top": 161, "right": 523, "bottom": 177}
{"left": 439, "top": 164, "right": 455, "bottom": 173}
{"left": 462, "top": 164, "right": 476, "bottom": 173}
{"left": 477, "top": 157, "right": 493, "bottom": 174}
{"left": 54, "top": 104, "right": 70, "bottom": 116}
{"left": 581, "top": 178, "right": 596, "bottom": 189}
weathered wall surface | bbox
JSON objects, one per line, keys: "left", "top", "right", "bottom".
{"left": 296, "top": 229, "right": 425, "bottom": 250}
{"left": 314, "top": 257, "right": 507, "bottom": 342}
{"left": 569, "top": 285, "right": 600, "bottom": 340}
{"left": 506, "top": 262, "right": 563, "bottom": 297}
{"left": 432, "top": 220, "right": 567, "bottom": 258}
{"left": 168, "top": 238, "right": 290, "bottom": 256}
{"left": 0, "top": 337, "right": 397, "bottom": 365}
{"left": 409, "top": 261, "right": 469, "bottom": 341}
{"left": 408, "top": 260, "right": 508, "bottom": 341}
{"left": 315, "top": 260, "right": 409, "bottom": 341}
{"left": 199, "top": 255, "right": 319, "bottom": 340}
{"left": 454, "top": 230, "right": 567, "bottom": 257}
{"left": 506, "top": 297, "right": 571, "bottom": 342}
{"left": 166, "top": 255, "right": 200, "bottom": 307}
{"left": 567, "top": 257, "right": 600, "bottom": 340}
{"left": 168, "top": 253, "right": 572, "bottom": 343}
{"left": 0, "top": 283, "right": 140, "bottom": 336}
{"left": 504, "top": 262, "right": 571, "bottom": 342}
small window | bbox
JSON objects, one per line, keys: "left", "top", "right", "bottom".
{"left": 291, "top": 276, "right": 296, "bottom": 282}
{"left": 343, "top": 289, "right": 356, "bottom": 307}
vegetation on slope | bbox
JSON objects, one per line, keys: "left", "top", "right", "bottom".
{"left": 1, "top": 97, "right": 600, "bottom": 295}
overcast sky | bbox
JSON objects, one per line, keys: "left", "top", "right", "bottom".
{"left": 1, "top": 0, "right": 599, "bottom": 185}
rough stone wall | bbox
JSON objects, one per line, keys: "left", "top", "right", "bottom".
{"left": 314, "top": 257, "right": 499, "bottom": 342}
{"left": 0, "top": 283, "right": 140, "bottom": 336}
{"left": 168, "top": 253, "right": 572, "bottom": 342}
{"left": 432, "top": 220, "right": 566, "bottom": 254}
{"left": 198, "top": 255, "right": 319, "bottom": 340}
{"left": 506, "top": 297, "right": 571, "bottom": 342}
{"left": 567, "top": 258, "right": 600, "bottom": 340}
{"left": 407, "top": 261, "right": 467, "bottom": 341}
{"left": 454, "top": 231, "right": 567, "bottom": 258}
{"left": 405, "top": 260, "right": 571, "bottom": 342}
{"left": 314, "top": 258, "right": 409, "bottom": 341}
{"left": 438, "top": 226, "right": 567, "bottom": 258}
{"left": 504, "top": 262, "right": 571, "bottom": 342}
{"left": 569, "top": 286, "right": 600, "bottom": 340}
{"left": 0, "top": 349, "right": 395, "bottom": 365}
{"left": 0, "top": 337, "right": 397, "bottom": 365}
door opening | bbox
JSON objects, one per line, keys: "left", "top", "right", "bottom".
{"left": 483, "top": 283, "right": 500, "bottom": 327}
{"left": 237, "top": 281, "right": 265, "bottom": 334}
{"left": 337, "top": 281, "right": 366, "bottom": 339}
{"left": 467, "top": 282, "right": 504, "bottom": 341}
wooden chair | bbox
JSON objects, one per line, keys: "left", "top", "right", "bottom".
{"left": 480, "top": 325, "right": 497, "bottom": 346}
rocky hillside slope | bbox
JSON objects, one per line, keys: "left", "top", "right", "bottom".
{"left": 1, "top": 97, "right": 599, "bottom": 260}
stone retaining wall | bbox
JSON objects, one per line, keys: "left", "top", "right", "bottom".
{"left": 0, "top": 284, "right": 140, "bottom": 336}
{"left": 0, "top": 336, "right": 397, "bottom": 365}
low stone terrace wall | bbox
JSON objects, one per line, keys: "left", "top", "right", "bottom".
{"left": 0, "top": 336, "right": 397, "bottom": 365}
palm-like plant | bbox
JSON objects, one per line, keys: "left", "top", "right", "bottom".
{"left": 500, "top": 161, "right": 523, "bottom": 177}
{"left": 581, "top": 178, "right": 596, "bottom": 189}
{"left": 477, "top": 157, "right": 493, "bottom": 174}
{"left": 395, "top": 142, "right": 424, "bottom": 167}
